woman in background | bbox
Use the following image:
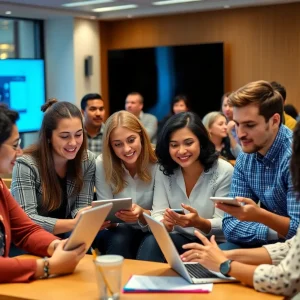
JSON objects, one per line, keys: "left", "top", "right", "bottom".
{"left": 137, "top": 112, "right": 233, "bottom": 262}
{"left": 157, "top": 94, "right": 190, "bottom": 137}
{"left": 11, "top": 99, "right": 99, "bottom": 236}
{"left": 95, "top": 110, "right": 157, "bottom": 258}
{"left": 221, "top": 92, "right": 241, "bottom": 157}
{"left": 202, "top": 111, "right": 237, "bottom": 160}
{"left": 0, "top": 104, "right": 85, "bottom": 283}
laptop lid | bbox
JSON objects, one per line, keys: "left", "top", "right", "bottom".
{"left": 143, "top": 213, "right": 195, "bottom": 283}
{"left": 144, "top": 213, "right": 237, "bottom": 284}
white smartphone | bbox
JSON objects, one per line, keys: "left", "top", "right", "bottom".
{"left": 210, "top": 197, "right": 242, "bottom": 207}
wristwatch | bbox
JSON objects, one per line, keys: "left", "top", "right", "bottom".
{"left": 220, "top": 259, "right": 233, "bottom": 277}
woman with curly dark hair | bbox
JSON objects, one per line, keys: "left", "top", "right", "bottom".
{"left": 137, "top": 112, "right": 234, "bottom": 262}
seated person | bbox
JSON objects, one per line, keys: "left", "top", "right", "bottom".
{"left": 221, "top": 92, "right": 242, "bottom": 157}
{"left": 181, "top": 120, "right": 300, "bottom": 298}
{"left": 270, "top": 81, "right": 297, "bottom": 130}
{"left": 202, "top": 111, "right": 237, "bottom": 159}
{"left": 81, "top": 93, "right": 106, "bottom": 156}
{"left": 137, "top": 112, "right": 233, "bottom": 262}
{"left": 125, "top": 92, "right": 158, "bottom": 143}
{"left": 284, "top": 104, "right": 300, "bottom": 122}
{"left": 157, "top": 94, "right": 190, "bottom": 137}
{"left": 0, "top": 104, "right": 85, "bottom": 283}
{"left": 11, "top": 99, "right": 99, "bottom": 236}
{"left": 95, "top": 111, "right": 158, "bottom": 259}
{"left": 219, "top": 81, "right": 300, "bottom": 249}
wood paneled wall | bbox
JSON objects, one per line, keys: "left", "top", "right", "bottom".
{"left": 99, "top": 2, "right": 300, "bottom": 115}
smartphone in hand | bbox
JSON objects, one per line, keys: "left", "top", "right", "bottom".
{"left": 170, "top": 208, "right": 185, "bottom": 215}
{"left": 210, "top": 197, "right": 243, "bottom": 207}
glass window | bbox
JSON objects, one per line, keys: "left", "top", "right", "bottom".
{"left": 0, "top": 19, "right": 15, "bottom": 59}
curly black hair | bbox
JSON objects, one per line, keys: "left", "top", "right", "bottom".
{"left": 291, "top": 121, "right": 300, "bottom": 198}
{"left": 0, "top": 104, "right": 19, "bottom": 146}
{"left": 156, "top": 112, "right": 218, "bottom": 176}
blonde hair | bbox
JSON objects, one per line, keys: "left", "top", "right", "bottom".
{"left": 102, "top": 110, "right": 157, "bottom": 194}
{"left": 202, "top": 111, "right": 226, "bottom": 131}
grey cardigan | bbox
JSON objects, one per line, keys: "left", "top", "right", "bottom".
{"left": 11, "top": 150, "right": 96, "bottom": 233}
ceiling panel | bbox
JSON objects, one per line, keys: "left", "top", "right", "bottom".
{"left": 0, "top": 0, "right": 299, "bottom": 20}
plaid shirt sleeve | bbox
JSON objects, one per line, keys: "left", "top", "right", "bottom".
{"left": 71, "top": 150, "right": 96, "bottom": 218}
{"left": 223, "top": 158, "right": 270, "bottom": 245}
{"left": 11, "top": 158, "right": 57, "bottom": 233}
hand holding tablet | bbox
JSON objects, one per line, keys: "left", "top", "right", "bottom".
{"left": 64, "top": 203, "right": 113, "bottom": 251}
{"left": 92, "top": 198, "right": 132, "bottom": 223}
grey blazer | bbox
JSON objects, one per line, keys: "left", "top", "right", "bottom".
{"left": 11, "top": 150, "right": 96, "bottom": 233}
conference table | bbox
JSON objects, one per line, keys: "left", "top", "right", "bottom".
{"left": 0, "top": 255, "right": 283, "bottom": 300}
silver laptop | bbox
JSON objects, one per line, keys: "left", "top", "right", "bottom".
{"left": 144, "top": 213, "right": 238, "bottom": 284}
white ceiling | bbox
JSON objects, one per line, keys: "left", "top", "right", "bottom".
{"left": 0, "top": 0, "right": 299, "bottom": 20}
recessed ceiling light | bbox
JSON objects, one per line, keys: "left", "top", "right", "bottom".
{"left": 153, "top": 0, "right": 202, "bottom": 5}
{"left": 62, "top": 0, "right": 114, "bottom": 7}
{"left": 5, "top": 11, "right": 11, "bottom": 15}
{"left": 224, "top": 5, "right": 230, "bottom": 8}
{"left": 92, "top": 4, "right": 138, "bottom": 12}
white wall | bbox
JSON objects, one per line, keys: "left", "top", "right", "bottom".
{"left": 44, "top": 17, "right": 76, "bottom": 103}
{"left": 44, "top": 17, "right": 101, "bottom": 108}
{"left": 18, "top": 20, "right": 35, "bottom": 58}
{"left": 74, "top": 18, "right": 101, "bottom": 107}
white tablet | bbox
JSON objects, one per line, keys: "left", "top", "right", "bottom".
{"left": 92, "top": 198, "right": 132, "bottom": 223}
{"left": 64, "top": 203, "right": 113, "bottom": 251}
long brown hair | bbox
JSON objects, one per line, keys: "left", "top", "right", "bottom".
{"left": 102, "top": 110, "right": 157, "bottom": 194}
{"left": 24, "top": 99, "right": 87, "bottom": 212}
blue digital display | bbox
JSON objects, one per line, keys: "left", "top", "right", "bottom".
{"left": 0, "top": 59, "right": 45, "bottom": 132}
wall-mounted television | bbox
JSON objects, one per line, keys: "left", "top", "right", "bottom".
{"left": 108, "top": 43, "right": 224, "bottom": 120}
{"left": 0, "top": 59, "right": 45, "bottom": 133}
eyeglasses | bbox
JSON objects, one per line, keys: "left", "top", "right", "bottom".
{"left": 3, "top": 138, "right": 22, "bottom": 151}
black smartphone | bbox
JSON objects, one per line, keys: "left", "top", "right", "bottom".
{"left": 171, "top": 208, "right": 185, "bottom": 215}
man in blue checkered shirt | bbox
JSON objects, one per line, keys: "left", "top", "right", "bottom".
{"left": 217, "top": 80, "right": 300, "bottom": 250}
{"left": 81, "top": 93, "right": 105, "bottom": 157}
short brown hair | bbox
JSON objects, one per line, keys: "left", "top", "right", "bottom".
{"left": 228, "top": 80, "right": 283, "bottom": 124}
{"left": 126, "top": 92, "right": 144, "bottom": 104}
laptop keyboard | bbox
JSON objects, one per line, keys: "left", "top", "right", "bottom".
{"left": 185, "top": 263, "right": 220, "bottom": 278}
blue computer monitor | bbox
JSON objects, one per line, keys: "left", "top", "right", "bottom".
{"left": 0, "top": 59, "right": 45, "bottom": 133}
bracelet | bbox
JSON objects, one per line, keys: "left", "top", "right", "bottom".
{"left": 41, "top": 257, "right": 50, "bottom": 279}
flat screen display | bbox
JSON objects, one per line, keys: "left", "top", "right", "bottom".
{"left": 0, "top": 59, "right": 45, "bottom": 132}
{"left": 108, "top": 43, "right": 224, "bottom": 120}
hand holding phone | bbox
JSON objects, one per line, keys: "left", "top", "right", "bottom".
{"left": 210, "top": 197, "right": 243, "bottom": 207}
{"left": 170, "top": 208, "right": 185, "bottom": 215}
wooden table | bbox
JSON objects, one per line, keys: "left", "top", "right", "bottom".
{"left": 0, "top": 255, "right": 283, "bottom": 300}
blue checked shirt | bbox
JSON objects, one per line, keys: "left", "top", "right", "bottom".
{"left": 223, "top": 125, "right": 300, "bottom": 246}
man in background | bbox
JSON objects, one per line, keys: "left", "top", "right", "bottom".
{"left": 81, "top": 93, "right": 105, "bottom": 156}
{"left": 270, "top": 81, "right": 297, "bottom": 130}
{"left": 125, "top": 92, "right": 158, "bottom": 143}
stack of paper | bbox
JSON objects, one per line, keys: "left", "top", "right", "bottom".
{"left": 123, "top": 275, "right": 213, "bottom": 293}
